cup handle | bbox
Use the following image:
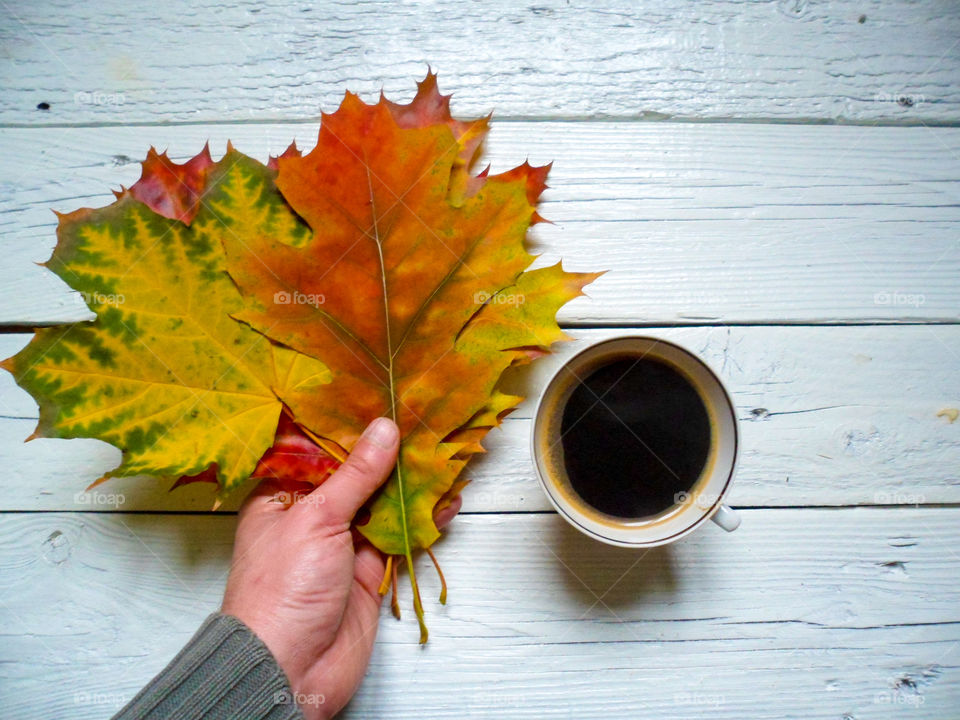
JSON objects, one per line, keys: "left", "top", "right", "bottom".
{"left": 711, "top": 504, "right": 741, "bottom": 532}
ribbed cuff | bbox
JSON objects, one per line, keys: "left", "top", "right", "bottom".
{"left": 112, "top": 613, "right": 304, "bottom": 720}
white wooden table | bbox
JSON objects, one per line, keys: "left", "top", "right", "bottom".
{"left": 1, "top": 1, "right": 958, "bottom": 717}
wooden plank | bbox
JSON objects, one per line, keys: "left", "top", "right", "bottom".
{"left": 1, "top": 0, "right": 958, "bottom": 124}
{"left": 0, "top": 509, "right": 956, "bottom": 718}
{"left": 1, "top": 122, "right": 959, "bottom": 326}
{"left": 2, "top": 325, "right": 958, "bottom": 511}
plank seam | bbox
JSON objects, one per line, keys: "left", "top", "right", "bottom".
{"left": 3, "top": 320, "right": 960, "bottom": 334}
{"left": 3, "top": 116, "right": 960, "bottom": 130}
{"left": 2, "top": 504, "right": 960, "bottom": 516}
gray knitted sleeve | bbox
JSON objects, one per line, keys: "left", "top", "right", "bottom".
{"left": 112, "top": 613, "right": 305, "bottom": 720}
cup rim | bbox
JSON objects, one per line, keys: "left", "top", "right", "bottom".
{"left": 530, "top": 335, "right": 739, "bottom": 548}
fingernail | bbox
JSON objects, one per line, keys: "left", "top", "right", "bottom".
{"left": 363, "top": 417, "right": 398, "bottom": 449}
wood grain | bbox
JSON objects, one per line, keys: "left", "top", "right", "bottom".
{"left": 1, "top": 122, "right": 959, "bottom": 326}
{"left": 0, "top": 0, "right": 957, "bottom": 124}
{"left": 1, "top": 2, "right": 958, "bottom": 718}
{"left": 0, "top": 510, "right": 956, "bottom": 718}
{"left": 3, "top": 325, "right": 958, "bottom": 512}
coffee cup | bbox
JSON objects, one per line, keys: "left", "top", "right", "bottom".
{"left": 531, "top": 336, "right": 741, "bottom": 547}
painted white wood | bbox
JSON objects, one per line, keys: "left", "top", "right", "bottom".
{"left": 1, "top": 0, "right": 958, "bottom": 124}
{"left": 0, "top": 510, "right": 956, "bottom": 718}
{"left": 2, "top": 325, "right": 958, "bottom": 512}
{"left": 1, "top": 122, "right": 959, "bottom": 326}
{"left": 1, "top": 2, "right": 957, "bottom": 718}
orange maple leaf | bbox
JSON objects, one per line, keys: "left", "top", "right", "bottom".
{"left": 222, "top": 73, "right": 601, "bottom": 640}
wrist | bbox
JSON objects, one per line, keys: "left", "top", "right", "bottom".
{"left": 221, "top": 609, "right": 315, "bottom": 709}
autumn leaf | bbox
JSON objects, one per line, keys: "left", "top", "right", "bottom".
{"left": 2, "top": 151, "right": 330, "bottom": 491}
{"left": 220, "top": 74, "right": 601, "bottom": 640}
{"left": 124, "top": 143, "right": 215, "bottom": 224}
{"left": 172, "top": 413, "right": 340, "bottom": 493}
{"left": 2, "top": 73, "right": 601, "bottom": 642}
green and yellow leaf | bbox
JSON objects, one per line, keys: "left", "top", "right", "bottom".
{"left": 2, "top": 153, "right": 328, "bottom": 490}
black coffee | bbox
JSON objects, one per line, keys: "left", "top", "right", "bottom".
{"left": 559, "top": 356, "right": 711, "bottom": 519}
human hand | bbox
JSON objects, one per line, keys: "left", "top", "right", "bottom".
{"left": 221, "top": 417, "right": 461, "bottom": 719}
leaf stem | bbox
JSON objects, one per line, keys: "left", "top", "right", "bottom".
{"left": 407, "top": 549, "right": 428, "bottom": 643}
{"left": 365, "top": 155, "right": 426, "bottom": 643}
{"left": 290, "top": 416, "right": 347, "bottom": 464}
{"left": 378, "top": 555, "right": 393, "bottom": 596}
{"left": 426, "top": 546, "right": 447, "bottom": 605}
{"left": 390, "top": 556, "right": 402, "bottom": 620}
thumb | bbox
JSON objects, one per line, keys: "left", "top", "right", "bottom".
{"left": 308, "top": 417, "right": 399, "bottom": 523}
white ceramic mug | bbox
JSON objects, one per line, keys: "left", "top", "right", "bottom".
{"left": 531, "top": 336, "right": 741, "bottom": 547}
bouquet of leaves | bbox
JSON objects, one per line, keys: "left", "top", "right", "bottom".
{"left": 3, "top": 74, "right": 600, "bottom": 641}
